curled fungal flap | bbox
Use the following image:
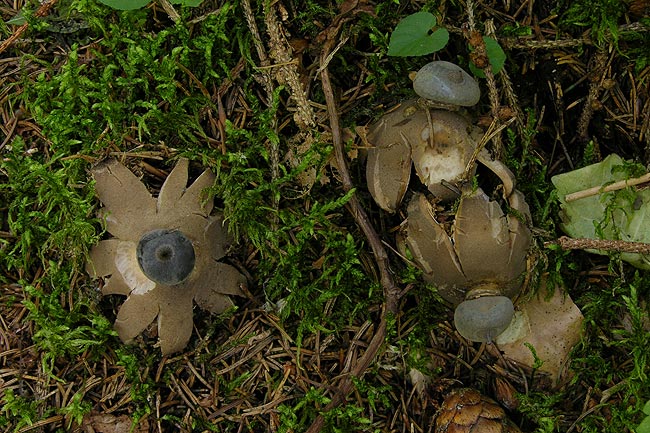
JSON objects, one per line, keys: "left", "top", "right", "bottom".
{"left": 406, "top": 193, "right": 467, "bottom": 304}
{"left": 365, "top": 100, "right": 419, "bottom": 212}
{"left": 453, "top": 188, "right": 513, "bottom": 282}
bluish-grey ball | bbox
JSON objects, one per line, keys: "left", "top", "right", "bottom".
{"left": 137, "top": 229, "right": 195, "bottom": 286}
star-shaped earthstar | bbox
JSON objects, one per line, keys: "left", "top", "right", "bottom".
{"left": 86, "top": 158, "right": 246, "bottom": 355}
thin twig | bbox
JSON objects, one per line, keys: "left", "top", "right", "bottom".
{"left": 564, "top": 172, "right": 650, "bottom": 202}
{"left": 241, "top": 0, "right": 280, "bottom": 229}
{"left": 305, "top": 17, "right": 401, "bottom": 433}
{"left": 158, "top": 0, "right": 180, "bottom": 23}
{"left": 547, "top": 236, "right": 650, "bottom": 255}
{"left": 0, "top": 0, "right": 58, "bottom": 55}
{"left": 577, "top": 50, "right": 611, "bottom": 142}
{"left": 263, "top": 3, "right": 315, "bottom": 129}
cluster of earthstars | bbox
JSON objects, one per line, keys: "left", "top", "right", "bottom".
{"left": 82, "top": 61, "right": 588, "bottom": 433}
{"left": 86, "top": 158, "right": 246, "bottom": 355}
{"left": 366, "top": 60, "right": 583, "bottom": 385}
{"left": 85, "top": 62, "right": 582, "bottom": 384}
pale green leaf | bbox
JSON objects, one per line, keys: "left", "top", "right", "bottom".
{"left": 637, "top": 416, "right": 650, "bottom": 433}
{"left": 551, "top": 154, "right": 650, "bottom": 269}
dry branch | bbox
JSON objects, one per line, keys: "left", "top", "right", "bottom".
{"left": 564, "top": 172, "right": 650, "bottom": 202}
{"left": 305, "top": 13, "right": 401, "bottom": 433}
{"left": 547, "top": 236, "right": 650, "bottom": 255}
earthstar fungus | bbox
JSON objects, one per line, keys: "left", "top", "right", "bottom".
{"left": 86, "top": 158, "right": 246, "bottom": 355}
{"left": 366, "top": 62, "right": 533, "bottom": 342}
{"left": 405, "top": 186, "right": 532, "bottom": 342}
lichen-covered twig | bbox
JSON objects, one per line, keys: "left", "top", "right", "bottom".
{"left": 263, "top": 3, "right": 316, "bottom": 129}
{"left": 577, "top": 50, "right": 611, "bottom": 142}
{"left": 465, "top": 1, "right": 504, "bottom": 158}
{"left": 547, "top": 236, "right": 650, "bottom": 255}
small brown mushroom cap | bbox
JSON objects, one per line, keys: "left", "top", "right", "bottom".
{"left": 86, "top": 158, "right": 246, "bottom": 355}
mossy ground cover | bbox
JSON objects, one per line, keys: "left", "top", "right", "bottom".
{"left": 0, "top": 0, "right": 649, "bottom": 431}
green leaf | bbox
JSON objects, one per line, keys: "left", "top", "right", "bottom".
{"left": 98, "top": 0, "right": 151, "bottom": 10}
{"left": 387, "top": 12, "right": 449, "bottom": 57}
{"left": 6, "top": 11, "right": 26, "bottom": 25}
{"left": 643, "top": 400, "right": 650, "bottom": 416}
{"left": 171, "top": 0, "right": 203, "bottom": 5}
{"left": 551, "top": 154, "right": 650, "bottom": 269}
{"left": 470, "top": 36, "right": 507, "bottom": 77}
{"left": 637, "top": 416, "right": 650, "bottom": 433}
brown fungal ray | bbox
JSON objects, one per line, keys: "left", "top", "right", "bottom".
{"left": 366, "top": 136, "right": 411, "bottom": 212}
{"left": 365, "top": 101, "right": 418, "bottom": 212}
{"left": 158, "top": 158, "right": 216, "bottom": 220}
{"left": 113, "top": 291, "right": 160, "bottom": 343}
{"left": 477, "top": 152, "right": 516, "bottom": 199}
{"left": 496, "top": 283, "right": 584, "bottom": 385}
{"left": 92, "top": 159, "right": 157, "bottom": 241}
{"left": 503, "top": 190, "right": 532, "bottom": 282}
{"left": 452, "top": 188, "right": 514, "bottom": 289}
{"left": 86, "top": 239, "right": 132, "bottom": 296}
{"left": 204, "top": 213, "right": 235, "bottom": 261}
{"left": 156, "top": 157, "right": 191, "bottom": 212}
{"left": 406, "top": 193, "right": 468, "bottom": 304}
{"left": 156, "top": 286, "right": 195, "bottom": 355}
{"left": 194, "top": 262, "right": 247, "bottom": 313}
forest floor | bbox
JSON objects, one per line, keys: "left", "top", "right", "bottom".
{"left": 1, "top": 0, "right": 650, "bottom": 432}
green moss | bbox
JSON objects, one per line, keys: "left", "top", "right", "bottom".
{"left": 557, "top": 0, "right": 626, "bottom": 46}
